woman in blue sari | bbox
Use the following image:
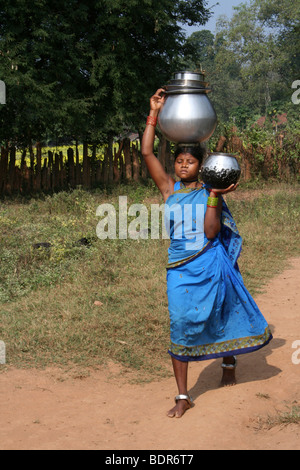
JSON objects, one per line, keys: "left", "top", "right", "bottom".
{"left": 142, "top": 89, "right": 272, "bottom": 418}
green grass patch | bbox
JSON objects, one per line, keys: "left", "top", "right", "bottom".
{"left": 0, "top": 182, "right": 299, "bottom": 380}
{"left": 257, "top": 404, "right": 300, "bottom": 430}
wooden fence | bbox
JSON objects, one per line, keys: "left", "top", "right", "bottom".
{"left": 0, "top": 132, "right": 299, "bottom": 196}
{"left": 0, "top": 139, "right": 149, "bottom": 195}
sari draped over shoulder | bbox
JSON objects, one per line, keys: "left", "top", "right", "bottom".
{"left": 165, "top": 182, "right": 272, "bottom": 362}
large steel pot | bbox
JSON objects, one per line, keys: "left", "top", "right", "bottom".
{"left": 158, "top": 71, "right": 217, "bottom": 145}
{"left": 201, "top": 153, "right": 241, "bottom": 189}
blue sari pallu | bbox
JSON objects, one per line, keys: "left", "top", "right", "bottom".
{"left": 165, "top": 182, "right": 272, "bottom": 362}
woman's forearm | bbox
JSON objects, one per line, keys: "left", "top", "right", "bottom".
{"left": 141, "top": 110, "right": 158, "bottom": 158}
{"left": 204, "top": 193, "right": 222, "bottom": 239}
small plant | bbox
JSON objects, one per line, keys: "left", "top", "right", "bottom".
{"left": 266, "top": 405, "right": 300, "bottom": 429}
{"left": 256, "top": 393, "right": 271, "bottom": 400}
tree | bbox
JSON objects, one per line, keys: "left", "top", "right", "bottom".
{"left": 256, "top": 0, "right": 300, "bottom": 90}
{"left": 185, "top": 0, "right": 300, "bottom": 126}
{"left": 0, "top": 0, "right": 91, "bottom": 146}
{"left": 181, "top": 30, "right": 215, "bottom": 72}
{"left": 0, "top": 0, "right": 211, "bottom": 148}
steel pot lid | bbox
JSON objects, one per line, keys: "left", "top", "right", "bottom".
{"left": 164, "top": 70, "right": 212, "bottom": 95}
{"left": 174, "top": 71, "right": 205, "bottom": 81}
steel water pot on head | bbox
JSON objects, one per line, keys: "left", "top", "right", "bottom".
{"left": 201, "top": 153, "right": 241, "bottom": 190}
{"left": 158, "top": 71, "right": 217, "bottom": 145}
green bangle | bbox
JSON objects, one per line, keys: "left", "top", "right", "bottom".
{"left": 207, "top": 196, "right": 219, "bottom": 207}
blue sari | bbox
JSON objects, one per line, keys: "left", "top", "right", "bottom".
{"left": 165, "top": 182, "right": 272, "bottom": 362}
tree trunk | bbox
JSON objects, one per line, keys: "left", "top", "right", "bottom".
{"left": 215, "top": 136, "right": 226, "bottom": 152}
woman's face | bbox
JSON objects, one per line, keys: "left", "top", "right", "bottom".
{"left": 175, "top": 153, "right": 200, "bottom": 181}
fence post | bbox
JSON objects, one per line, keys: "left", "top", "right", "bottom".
{"left": 132, "top": 143, "right": 140, "bottom": 182}
{"left": 67, "top": 147, "right": 75, "bottom": 188}
{"left": 158, "top": 134, "right": 167, "bottom": 172}
{"left": 0, "top": 146, "right": 8, "bottom": 195}
{"left": 108, "top": 135, "right": 114, "bottom": 184}
{"left": 82, "top": 142, "right": 90, "bottom": 188}
{"left": 29, "top": 143, "right": 35, "bottom": 191}
{"left": 123, "top": 138, "right": 132, "bottom": 181}
{"left": 54, "top": 153, "right": 60, "bottom": 191}
{"left": 36, "top": 142, "right": 42, "bottom": 191}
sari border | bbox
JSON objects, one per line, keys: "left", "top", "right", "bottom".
{"left": 165, "top": 183, "right": 205, "bottom": 205}
{"left": 168, "top": 327, "right": 273, "bottom": 362}
{"left": 166, "top": 240, "right": 213, "bottom": 270}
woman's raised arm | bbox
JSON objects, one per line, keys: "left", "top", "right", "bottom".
{"left": 141, "top": 89, "right": 175, "bottom": 201}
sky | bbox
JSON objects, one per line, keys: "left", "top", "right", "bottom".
{"left": 185, "top": 0, "right": 250, "bottom": 35}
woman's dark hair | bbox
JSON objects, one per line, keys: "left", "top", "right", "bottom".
{"left": 174, "top": 144, "right": 206, "bottom": 164}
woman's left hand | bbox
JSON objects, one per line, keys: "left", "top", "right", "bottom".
{"left": 210, "top": 183, "right": 239, "bottom": 195}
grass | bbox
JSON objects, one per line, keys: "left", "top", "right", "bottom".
{"left": 225, "top": 185, "right": 300, "bottom": 293}
{"left": 0, "top": 181, "right": 299, "bottom": 380}
{"left": 271, "top": 405, "right": 300, "bottom": 427}
{"left": 255, "top": 403, "right": 300, "bottom": 430}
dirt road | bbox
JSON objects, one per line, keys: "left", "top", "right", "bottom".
{"left": 0, "top": 258, "right": 299, "bottom": 450}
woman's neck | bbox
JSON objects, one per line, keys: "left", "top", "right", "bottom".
{"left": 180, "top": 179, "right": 200, "bottom": 188}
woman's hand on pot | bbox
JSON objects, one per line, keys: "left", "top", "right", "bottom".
{"left": 210, "top": 183, "right": 239, "bottom": 195}
{"left": 150, "top": 88, "right": 166, "bottom": 112}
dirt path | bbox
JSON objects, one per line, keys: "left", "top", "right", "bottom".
{"left": 1, "top": 258, "right": 299, "bottom": 450}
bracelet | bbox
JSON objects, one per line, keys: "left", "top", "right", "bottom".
{"left": 207, "top": 196, "right": 219, "bottom": 207}
{"left": 146, "top": 115, "right": 157, "bottom": 127}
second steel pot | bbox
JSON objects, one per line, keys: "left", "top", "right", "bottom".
{"left": 201, "top": 153, "right": 241, "bottom": 189}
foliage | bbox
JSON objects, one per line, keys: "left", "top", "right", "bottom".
{"left": 0, "top": 0, "right": 211, "bottom": 147}
{"left": 185, "top": 0, "right": 300, "bottom": 128}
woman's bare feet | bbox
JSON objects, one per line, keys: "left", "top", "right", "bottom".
{"left": 167, "top": 397, "right": 192, "bottom": 418}
{"left": 168, "top": 358, "right": 191, "bottom": 417}
{"left": 221, "top": 356, "right": 237, "bottom": 386}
